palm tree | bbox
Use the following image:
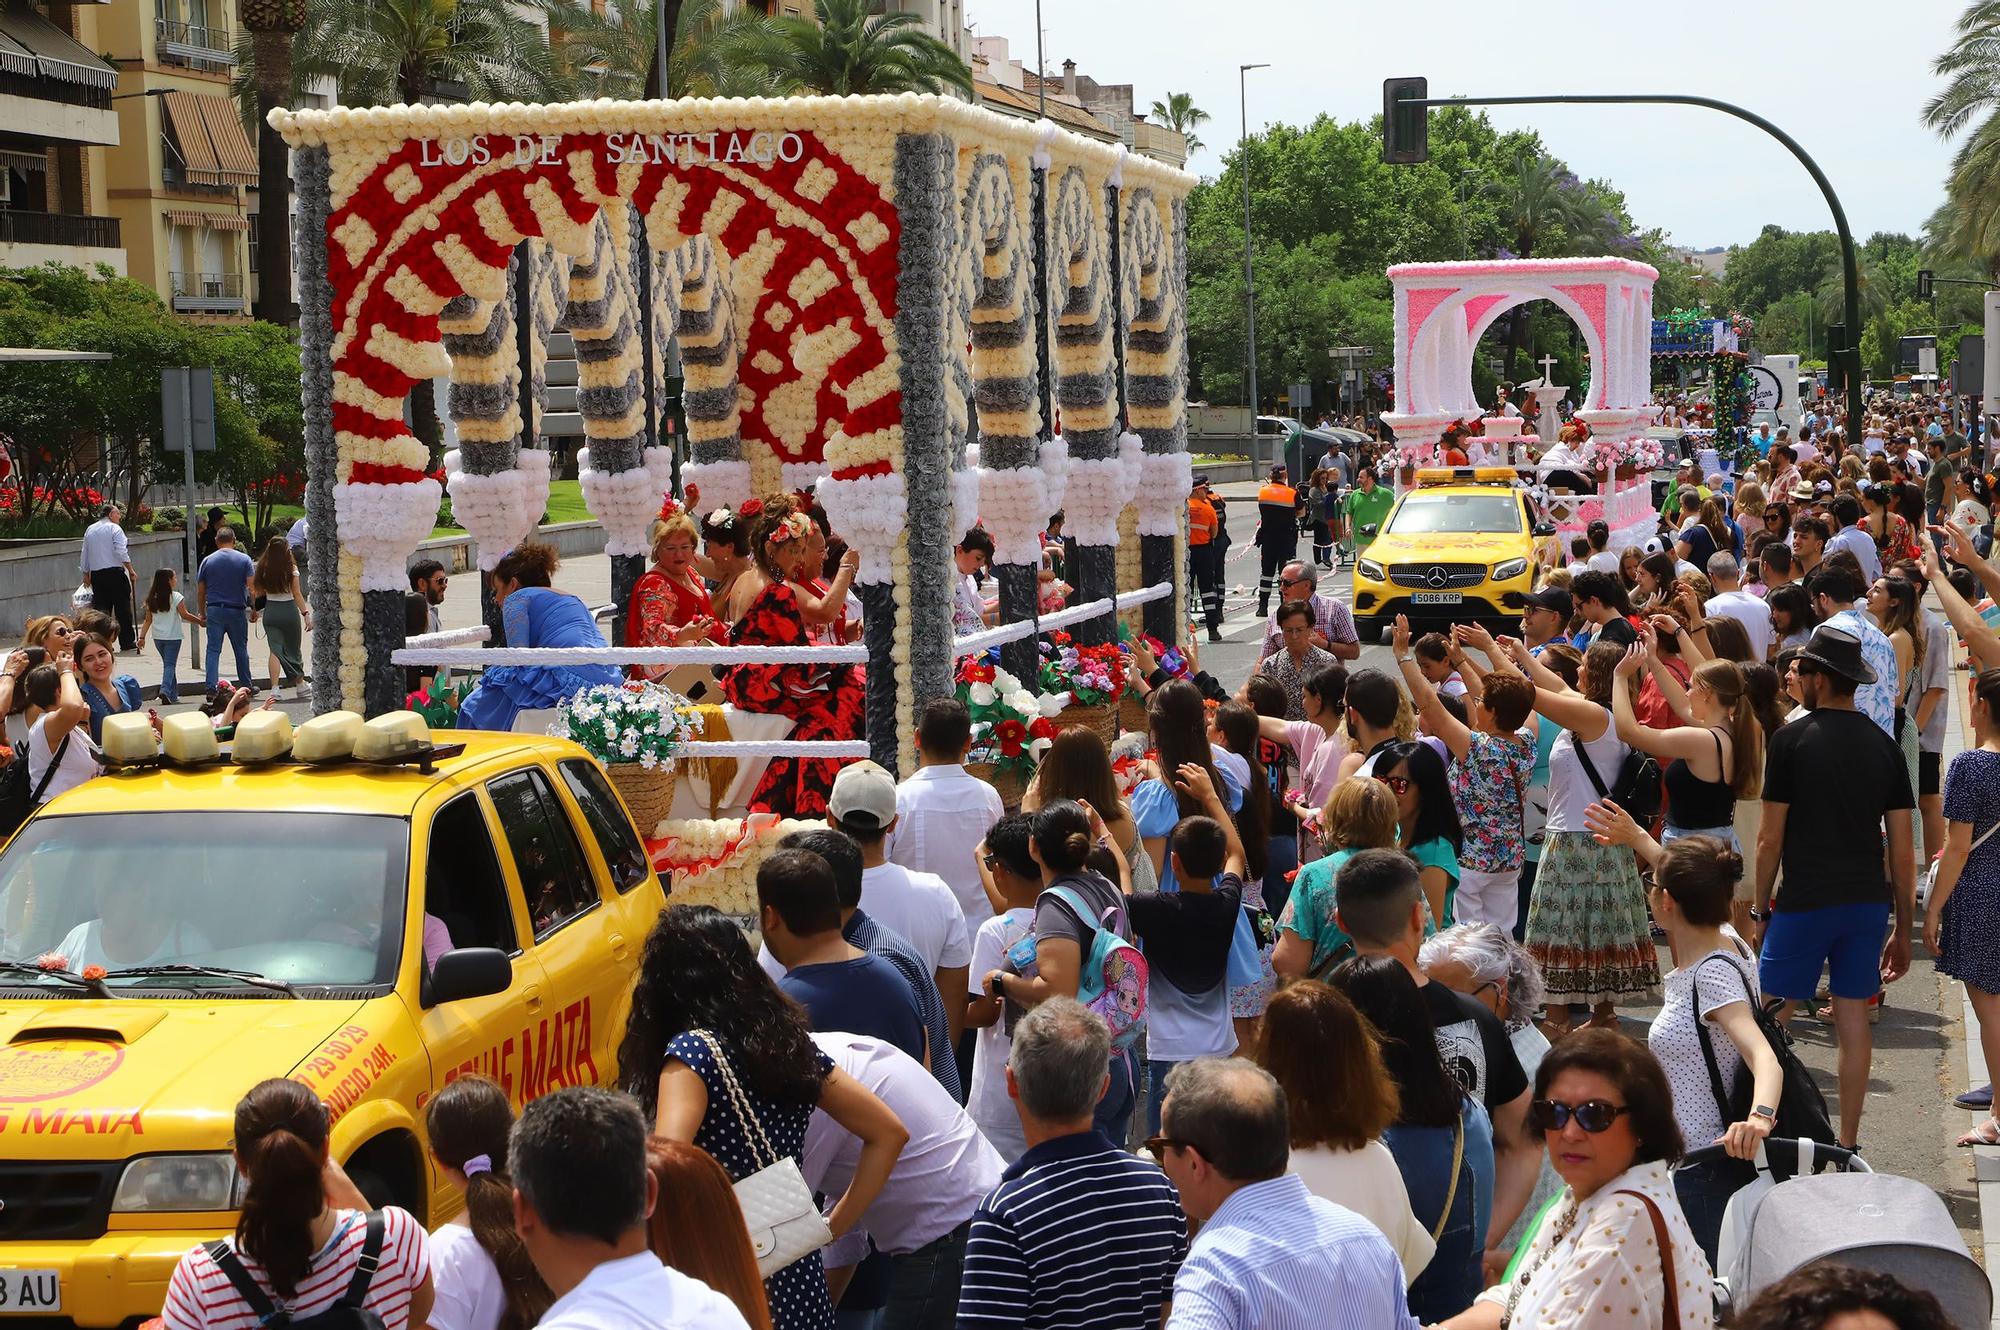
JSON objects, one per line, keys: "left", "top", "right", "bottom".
{"left": 1923, "top": 1, "right": 2000, "bottom": 140}
{"left": 1487, "top": 149, "right": 1623, "bottom": 375}
{"left": 236, "top": 0, "right": 568, "bottom": 116}
{"left": 238, "top": 0, "right": 305, "bottom": 326}
{"left": 543, "top": 0, "right": 787, "bottom": 100}
{"left": 1148, "top": 91, "right": 1207, "bottom": 153}
{"left": 721, "top": 0, "right": 973, "bottom": 97}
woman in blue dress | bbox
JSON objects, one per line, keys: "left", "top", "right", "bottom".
{"left": 616, "top": 905, "right": 907, "bottom": 1330}
{"left": 455, "top": 543, "right": 621, "bottom": 732}
{"left": 1929, "top": 667, "right": 2000, "bottom": 1147}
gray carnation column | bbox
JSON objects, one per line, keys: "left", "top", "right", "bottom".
{"left": 1048, "top": 166, "right": 1121, "bottom": 648}
{"left": 889, "top": 130, "right": 959, "bottom": 773}
{"left": 295, "top": 144, "right": 344, "bottom": 713}
{"left": 568, "top": 208, "right": 650, "bottom": 646}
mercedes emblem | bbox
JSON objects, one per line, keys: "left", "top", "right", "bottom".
{"left": 1425, "top": 565, "right": 1450, "bottom": 589}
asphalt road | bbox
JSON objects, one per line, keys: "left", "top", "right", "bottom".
{"left": 1196, "top": 537, "right": 1984, "bottom": 1266}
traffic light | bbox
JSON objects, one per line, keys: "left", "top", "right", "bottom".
{"left": 1382, "top": 78, "right": 1430, "bottom": 165}
{"left": 1918, "top": 269, "right": 1934, "bottom": 300}
{"left": 1826, "top": 323, "right": 1846, "bottom": 396}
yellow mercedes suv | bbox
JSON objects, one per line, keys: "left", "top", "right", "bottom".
{"left": 1351, "top": 467, "right": 1557, "bottom": 641}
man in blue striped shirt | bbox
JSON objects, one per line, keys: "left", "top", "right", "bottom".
{"left": 956, "top": 998, "right": 1186, "bottom": 1330}
{"left": 1154, "top": 1058, "right": 1420, "bottom": 1330}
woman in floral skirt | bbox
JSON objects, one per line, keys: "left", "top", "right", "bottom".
{"left": 1928, "top": 668, "right": 2000, "bottom": 1146}
{"left": 1494, "top": 637, "right": 1660, "bottom": 1036}
{"left": 722, "top": 503, "right": 864, "bottom": 817}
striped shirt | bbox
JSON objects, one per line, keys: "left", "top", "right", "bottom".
{"left": 957, "top": 1130, "right": 1186, "bottom": 1330}
{"left": 1166, "top": 1174, "right": 1418, "bottom": 1330}
{"left": 162, "top": 1207, "right": 431, "bottom": 1330}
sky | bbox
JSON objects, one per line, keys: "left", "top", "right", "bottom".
{"left": 962, "top": 0, "right": 1962, "bottom": 253}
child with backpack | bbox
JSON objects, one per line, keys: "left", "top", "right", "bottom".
{"left": 1124, "top": 763, "right": 1246, "bottom": 1135}
{"left": 161, "top": 1078, "right": 433, "bottom": 1330}
{"left": 989, "top": 799, "right": 1149, "bottom": 1145}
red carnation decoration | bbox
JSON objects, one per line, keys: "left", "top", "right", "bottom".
{"left": 967, "top": 664, "right": 995, "bottom": 684}
{"left": 994, "top": 718, "right": 1029, "bottom": 757}
{"left": 1029, "top": 716, "right": 1057, "bottom": 739}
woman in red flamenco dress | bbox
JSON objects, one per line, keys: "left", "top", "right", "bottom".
{"left": 626, "top": 502, "right": 725, "bottom": 682}
{"left": 722, "top": 506, "right": 865, "bottom": 817}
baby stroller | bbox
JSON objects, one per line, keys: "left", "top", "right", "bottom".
{"left": 1689, "top": 1138, "right": 1990, "bottom": 1327}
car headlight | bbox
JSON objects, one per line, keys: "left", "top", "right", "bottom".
{"left": 113, "top": 1153, "right": 242, "bottom": 1212}
{"left": 1357, "top": 558, "right": 1386, "bottom": 582}
{"left": 1491, "top": 557, "right": 1529, "bottom": 581}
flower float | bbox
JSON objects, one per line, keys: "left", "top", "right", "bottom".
{"left": 956, "top": 652, "right": 1058, "bottom": 775}
{"left": 647, "top": 812, "right": 820, "bottom": 915}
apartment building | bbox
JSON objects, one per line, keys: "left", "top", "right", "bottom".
{"left": 0, "top": 1, "right": 123, "bottom": 275}
{"left": 101, "top": 0, "right": 256, "bottom": 319}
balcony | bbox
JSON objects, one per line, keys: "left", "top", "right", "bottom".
{"left": 0, "top": 212, "right": 120, "bottom": 248}
{"left": 0, "top": 211, "right": 125, "bottom": 274}
{"left": 162, "top": 159, "right": 237, "bottom": 196}
{"left": 169, "top": 270, "right": 244, "bottom": 315}
{"left": 154, "top": 16, "right": 234, "bottom": 69}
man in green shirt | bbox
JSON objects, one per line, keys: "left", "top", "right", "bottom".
{"left": 1341, "top": 467, "right": 1396, "bottom": 562}
{"left": 1928, "top": 429, "right": 1971, "bottom": 524}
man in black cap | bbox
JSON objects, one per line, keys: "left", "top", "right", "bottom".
{"left": 1758, "top": 625, "right": 1915, "bottom": 1151}
{"left": 1517, "top": 586, "right": 1572, "bottom": 655}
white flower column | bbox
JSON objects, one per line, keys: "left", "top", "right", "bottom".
{"left": 567, "top": 204, "right": 657, "bottom": 644}
{"left": 1122, "top": 184, "right": 1191, "bottom": 647}
{"left": 960, "top": 149, "right": 1046, "bottom": 685}
{"left": 1047, "top": 161, "right": 1128, "bottom": 647}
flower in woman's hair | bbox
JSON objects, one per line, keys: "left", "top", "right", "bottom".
{"left": 659, "top": 497, "right": 682, "bottom": 521}
{"left": 707, "top": 507, "right": 737, "bottom": 528}
{"left": 738, "top": 498, "right": 765, "bottom": 520}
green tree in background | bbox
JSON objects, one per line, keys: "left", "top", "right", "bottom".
{"left": 1149, "top": 92, "right": 1208, "bottom": 153}
{"left": 721, "top": 0, "right": 972, "bottom": 96}
{"left": 544, "top": 0, "right": 788, "bottom": 99}
{"left": 0, "top": 266, "right": 303, "bottom": 535}
{"left": 236, "top": 0, "right": 568, "bottom": 118}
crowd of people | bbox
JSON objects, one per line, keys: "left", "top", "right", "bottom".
{"left": 50, "top": 386, "right": 1995, "bottom": 1330}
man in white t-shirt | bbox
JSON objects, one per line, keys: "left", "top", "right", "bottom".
{"left": 889, "top": 698, "right": 1005, "bottom": 934}
{"left": 831, "top": 761, "right": 973, "bottom": 1045}
{"left": 805, "top": 1032, "right": 1003, "bottom": 1326}
{"left": 514, "top": 1088, "right": 751, "bottom": 1330}
{"left": 1701, "top": 553, "right": 1773, "bottom": 660}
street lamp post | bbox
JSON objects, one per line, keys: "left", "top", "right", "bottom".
{"left": 1458, "top": 167, "right": 1477, "bottom": 260}
{"left": 1240, "top": 62, "right": 1269, "bottom": 450}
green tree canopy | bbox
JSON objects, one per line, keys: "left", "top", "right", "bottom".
{"left": 720, "top": 0, "right": 972, "bottom": 97}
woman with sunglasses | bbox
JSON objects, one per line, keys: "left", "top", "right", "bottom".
{"left": 1330, "top": 955, "right": 1493, "bottom": 1324}
{"left": 1437, "top": 1029, "right": 1712, "bottom": 1329}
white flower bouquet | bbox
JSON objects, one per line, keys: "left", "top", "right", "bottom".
{"left": 553, "top": 681, "right": 704, "bottom": 769}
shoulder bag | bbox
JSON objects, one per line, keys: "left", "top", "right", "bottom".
{"left": 692, "top": 1029, "right": 833, "bottom": 1278}
{"left": 1691, "top": 954, "right": 1837, "bottom": 1147}
{"left": 1615, "top": 1189, "right": 1684, "bottom": 1328}
{"left": 1429, "top": 1110, "right": 1467, "bottom": 1244}
{"left": 1921, "top": 815, "right": 2000, "bottom": 913}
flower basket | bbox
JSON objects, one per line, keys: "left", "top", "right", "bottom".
{"left": 607, "top": 763, "right": 680, "bottom": 837}
{"left": 1054, "top": 701, "right": 1118, "bottom": 747}
{"left": 967, "top": 760, "right": 1028, "bottom": 811}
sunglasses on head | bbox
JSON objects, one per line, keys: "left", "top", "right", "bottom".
{"left": 1380, "top": 775, "right": 1412, "bottom": 795}
{"left": 1529, "top": 1097, "right": 1631, "bottom": 1133}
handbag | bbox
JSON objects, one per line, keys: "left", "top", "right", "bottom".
{"left": 1429, "top": 1111, "right": 1467, "bottom": 1243}
{"left": 692, "top": 1029, "right": 832, "bottom": 1278}
{"left": 1921, "top": 815, "right": 2000, "bottom": 913}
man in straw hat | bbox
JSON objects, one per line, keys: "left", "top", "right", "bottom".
{"left": 1757, "top": 625, "right": 1916, "bottom": 1151}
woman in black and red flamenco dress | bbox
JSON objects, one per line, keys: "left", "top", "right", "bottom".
{"left": 722, "top": 503, "right": 865, "bottom": 817}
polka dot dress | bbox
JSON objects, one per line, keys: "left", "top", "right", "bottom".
{"left": 1646, "top": 949, "right": 1756, "bottom": 1149}
{"left": 666, "top": 1030, "right": 837, "bottom": 1330}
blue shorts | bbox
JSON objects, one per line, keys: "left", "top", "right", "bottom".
{"left": 1759, "top": 901, "right": 1891, "bottom": 1001}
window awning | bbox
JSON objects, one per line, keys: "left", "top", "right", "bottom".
{"left": 0, "top": 149, "right": 47, "bottom": 176}
{"left": 163, "top": 90, "right": 257, "bottom": 187}
{"left": 0, "top": 7, "right": 117, "bottom": 90}
{"left": 164, "top": 208, "right": 248, "bottom": 231}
